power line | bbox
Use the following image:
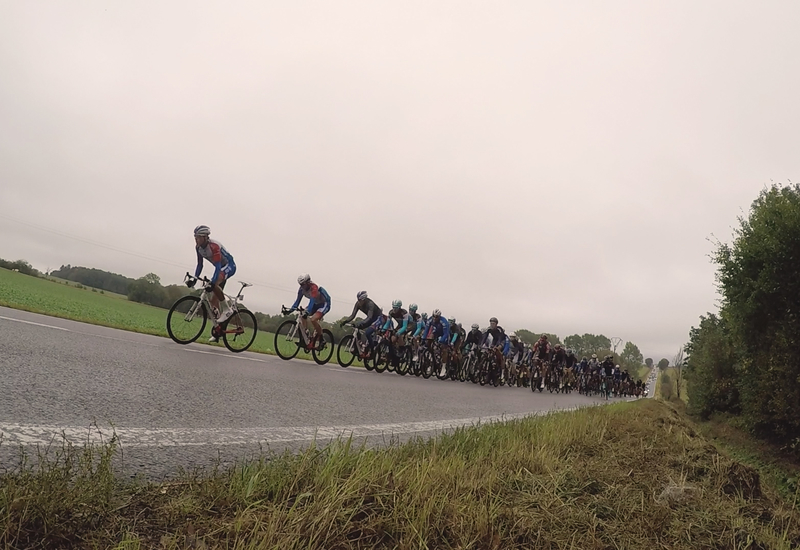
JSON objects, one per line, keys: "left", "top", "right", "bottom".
{"left": 0, "top": 213, "right": 354, "bottom": 303}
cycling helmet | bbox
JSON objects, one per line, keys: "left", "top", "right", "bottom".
{"left": 567, "top": 349, "right": 574, "bottom": 355}
{"left": 421, "top": 312, "right": 428, "bottom": 320}
{"left": 489, "top": 317, "right": 498, "bottom": 323}
{"left": 448, "top": 317, "right": 456, "bottom": 324}
{"left": 555, "top": 343, "right": 562, "bottom": 349}
{"left": 471, "top": 323, "right": 479, "bottom": 330}
{"left": 509, "top": 332, "right": 517, "bottom": 339}
{"left": 409, "top": 303, "right": 418, "bottom": 312}
{"left": 392, "top": 299, "right": 402, "bottom": 309}
{"left": 357, "top": 290, "right": 368, "bottom": 301}
{"left": 193, "top": 225, "right": 211, "bottom": 237}
{"left": 432, "top": 309, "right": 441, "bottom": 317}
{"left": 297, "top": 274, "right": 311, "bottom": 285}
{"left": 592, "top": 354, "right": 597, "bottom": 359}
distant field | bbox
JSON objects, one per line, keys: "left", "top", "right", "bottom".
{"left": 0, "top": 269, "right": 282, "bottom": 355}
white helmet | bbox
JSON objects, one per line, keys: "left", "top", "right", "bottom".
{"left": 193, "top": 225, "right": 210, "bottom": 237}
{"left": 509, "top": 332, "right": 517, "bottom": 339}
{"left": 357, "top": 290, "right": 368, "bottom": 301}
{"left": 297, "top": 274, "right": 311, "bottom": 285}
{"left": 432, "top": 309, "right": 441, "bottom": 317}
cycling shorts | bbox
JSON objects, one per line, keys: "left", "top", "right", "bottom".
{"left": 308, "top": 300, "right": 330, "bottom": 317}
{"left": 216, "top": 262, "right": 236, "bottom": 288}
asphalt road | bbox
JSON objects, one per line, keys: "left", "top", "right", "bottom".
{"left": 0, "top": 306, "right": 623, "bottom": 479}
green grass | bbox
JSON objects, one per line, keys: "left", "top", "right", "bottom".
{"left": 2, "top": 400, "right": 798, "bottom": 549}
{"left": 0, "top": 269, "right": 289, "bottom": 356}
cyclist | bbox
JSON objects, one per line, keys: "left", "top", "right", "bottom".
{"left": 480, "top": 317, "right": 507, "bottom": 378}
{"left": 340, "top": 290, "right": 382, "bottom": 352}
{"left": 189, "top": 225, "right": 236, "bottom": 342}
{"left": 422, "top": 310, "right": 450, "bottom": 343}
{"left": 464, "top": 323, "right": 483, "bottom": 351}
{"left": 532, "top": 334, "right": 551, "bottom": 363}
{"left": 504, "top": 332, "right": 525, "bottom": 363}
{"left": 383, "top": 300, "right": 416, "bottom": 363}
{"left": 480, "top": 317, "right": 506, "bottom": 349}
{"left": 287, "top": 274, "right": 331, "bottom": 349}
{"left": 408, "top": 303, "right": 421, "bottom": 325}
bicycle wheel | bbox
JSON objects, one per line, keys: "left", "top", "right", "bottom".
{"left": 274, "top": 319, "right": 301, "bottom": 360}
{"left": 312, "top": 329, "right": 334, "bottom": 365}
{"left": 337, "top": 335, "right": 356, "bottom": 367}
{"left": 373, "top": 341, "right": 389, "bottom": 373}
{"left": 167, "top": 296, "right": 208, "bottom": 344}
{"left": 396, "top": 348, "right": 410, "bottom": 376}
{"left": 223, "top": 308, "right": 258, "bottom": 353}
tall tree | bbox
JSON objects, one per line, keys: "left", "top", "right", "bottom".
{"left": 657, "top": 358, "right": 669, "bottom": 370}
{"left": 620, "top": 341, "right": 643, "bottom": 370}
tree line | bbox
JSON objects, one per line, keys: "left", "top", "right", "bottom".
{"left": 685, "top": 184, "right": 800, "bottom": 455}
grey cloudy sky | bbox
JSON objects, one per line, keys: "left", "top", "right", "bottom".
{"left": 2, "top": 1, "right": 799, "bottom": 360}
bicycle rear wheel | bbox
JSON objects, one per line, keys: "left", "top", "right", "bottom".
{"left": 223, "top": 308, "right": 258, "bottom": 353}
{"left": 312, "top": 329, "right": 335, "bottom": 365}
{"left": 274, "top": 319, "right": 301, "bottom": 360}
{"left": 167, "top": 296, "right": 207, "bottom": 344}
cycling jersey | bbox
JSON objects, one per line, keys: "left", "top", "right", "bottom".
{"left": 504, "top": 339, "right": 525, "bottom": 359}
{"left": 533, "top": 340, "right": 550, "bottom": 359}
{"left": 422, "top": 316, "right": 450, "bottom": 343}
{"left": 481, "top": 326, "right": 506, "bottom": 347}
{"left": 195, "top": 239, "right": 235, "bottom": 285}
{"left": 290, "top": 283, "right": 331, "bottom": 314}
{"left": 342, "top": 298, "right": 382, "bottom": 330}
{"left": 565, "top": 354, "right": 577, "bottom": 369}
{"left": 464, "top": 329, "right": 483, "bottom": 348}
{"left": 384, "top": 308, "right": 415, "bottom": 335}
{"left": 450, "top": 323, "right": 465, "bottom": 346}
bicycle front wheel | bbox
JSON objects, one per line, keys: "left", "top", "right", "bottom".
{"left": 274, "top": 319, "right": 301, "bottom": 360}
{"left": 223, "top": 308, "right": 258, "bottom": 353}
{"left": 337, "top": 335, "right": 356, "bottom": 368}
{"left": 167, "top": 296, "right": 207, "bottom": 344}
{"left": 312, "top": 329, "right": 335, "bottom": 365}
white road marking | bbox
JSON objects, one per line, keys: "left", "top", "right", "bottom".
{"left": 182, "top": 347, "right": 271, "bottom": 363}
{"left": 0, "top": 408, "right": 586, "bottom": 448}
{"left": 0, "top": 315, "right": 70, "bottom": 331}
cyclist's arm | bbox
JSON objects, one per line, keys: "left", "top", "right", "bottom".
{"left": 342, "top": 303, "right": 359, "bottom": 324}
{"left": 381, "top": 316, "right": 393, "bottom": 331}
{"left": 194, "top": 249, "right": 204, "bottom": 278}
{"left": 397, "top": 315, "right": 410, "bottom": 335}
{"left": 289, "top": 288, "right": 303, "bottom": 311}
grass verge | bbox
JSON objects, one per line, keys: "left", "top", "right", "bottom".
{"left": 0, "top": 268, "right": 285, "bottom": 356}
{"left": 2, "top": 400, "right": 799, "bottom": 549}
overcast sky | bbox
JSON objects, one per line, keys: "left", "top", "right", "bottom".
{"left": 2, "top": 1, "right": 799, "bottom": 360}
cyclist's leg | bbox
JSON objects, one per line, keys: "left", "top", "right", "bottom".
{"left": 309, "top": 301, "right": 329, "bottom": 340}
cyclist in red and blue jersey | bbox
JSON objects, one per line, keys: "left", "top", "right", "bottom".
{"left": 288, "top": 274, "right": 331, "bottom": 348}
{"left": 190, "top": 225, "right": 236, "bottom": 341}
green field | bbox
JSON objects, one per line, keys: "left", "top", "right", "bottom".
{"left": 0, "top": 269, "right": 286, "bottom": 356}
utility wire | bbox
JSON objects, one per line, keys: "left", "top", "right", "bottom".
{"left": 0, "top": 212, "right": 353, "bottom": 305}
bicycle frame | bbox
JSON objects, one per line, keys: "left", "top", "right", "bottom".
{"left": 184, "top": 273, "right": 252, "bottom": 330}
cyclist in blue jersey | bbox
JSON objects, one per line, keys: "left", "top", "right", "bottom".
{"left": 422, "top": 310, "right": 450, "bottom": 344}
{"left": 287, "top": 274, "right": 331, "bottom": 349}
{"left": 189, "top": 225, "right": 237, "bottom": 342}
